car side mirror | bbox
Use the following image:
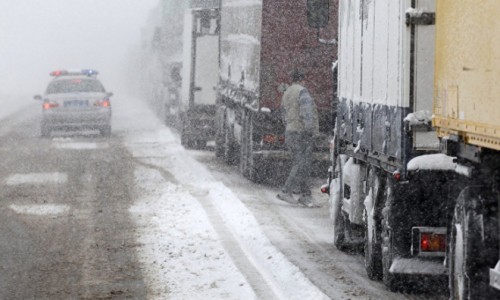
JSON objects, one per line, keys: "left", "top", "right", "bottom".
{"left": 34, "top": 94, "right": 42, "bottom": 101}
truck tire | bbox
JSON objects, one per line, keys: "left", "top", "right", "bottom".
{"left": 224, "top": 124, "right": 238, "bottom": 165}
{"left": 449, "top": 187, "right": 499, "bottom": 300}
{"left": 181, "top": 117, "right": 194, "bottom": 149}
{"left": 181, "top": 131, "right": 188, "bottom": 146}
{"left": 215, "top": 125, "right": 225, "bottom": 158}
{"left": 239, "top": 112, "right": 249, "bottom": 177}
{"left": 195, "top": 140, "right": 207, "bottom": 149}
{"left": 181, "top": 132, "right": 194, "bottom": 148}
{"left": 381, "top": 178, "right": 399, "bottom": 291}
{"left": 334, "top": 211, "right": 347, "bottom": 250}
{"left": 364, "top": 168, "right": 383, "bottom": 280}
{"left": 330, "top": 156, "right": 347, "bottom": 250}
{"left": 215, "top": 108, "right": 226, "bottom": 158}
{"left": 240, "top": 112, "right": 263, "bottom": 183}
{"left": 215, "top": 141, "right": 224, "bottom": 157}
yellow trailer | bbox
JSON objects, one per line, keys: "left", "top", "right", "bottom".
{"left": 433, "top": 0, "right": 500, "bottom": 151}
{"left": 433, "top": 1, "right": 500, "bottom": 299}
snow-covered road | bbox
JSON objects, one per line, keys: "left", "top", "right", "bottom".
{"left": 113, "top": 95, "right": 446, "bottom": 300}
{"left": 119, "top": 97, "right": 329, "bottom": 299}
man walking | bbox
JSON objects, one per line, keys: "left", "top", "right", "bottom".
{"left": 277, "top": 69, "right": 319, "bottom": 207}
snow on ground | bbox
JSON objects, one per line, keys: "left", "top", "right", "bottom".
{"left": 4, "top": 172, "right": 68, "bottom": 185}
{"left": 51, "top": 138, "right": 110, "bottom": 150}
{"left": 0, "top": 92, "right": 41, "bottom": 138}
{"left": 115, "top": 95, "right": 329, "bottom": 299}
{"left": 130, "top": 166, "right": 256, "bottom": 299}
{"left": 9, "top": 204, "right": 70, "bottom": 216}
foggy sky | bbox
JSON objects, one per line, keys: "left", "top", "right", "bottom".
{"left": 0, "top": 0, "right": 158, "bottom": 95}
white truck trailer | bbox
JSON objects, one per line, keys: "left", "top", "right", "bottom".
{"left": 179, "top": 4, "right": 220, "bottom": 148}
{"left": 318, "top": 0, "right": 454, "bottom": 291}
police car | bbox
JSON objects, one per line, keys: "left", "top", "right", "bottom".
{"left": 34, "top": 69, "right": 112, "bottom": 137}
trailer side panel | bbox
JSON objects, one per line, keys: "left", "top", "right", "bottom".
{"left": 433, "top": 0, "right": 500, "bottom": 150}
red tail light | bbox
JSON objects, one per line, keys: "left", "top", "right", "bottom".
{"left": 320, "top": 183, "right": 330, "bottom": 194}
{"left": 392, "top": 171, "right": 401, "bottom": 181}
{"left": 412, "top": 227, "right": 446, "bottom": 256}
{"left": 50, "top": 70, "right": 68, "bottom": 77}
{"left": 421, "top": 233, "right": 446, "bottom": 252}
{"left": 94, "top": 99, "right": 111, "bottom": 107}
{"left": 262, "top": 134, "right": 285, "bottom": 145}
{"left": 43, "top": 102, "right": 59, "bottom": 110}
{"left": 263, "top": 134, "right": 276, "bottom": 144}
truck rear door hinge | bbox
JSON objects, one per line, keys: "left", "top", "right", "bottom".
{"left": 406, "top": 12, "right": 435, "bottom": 26}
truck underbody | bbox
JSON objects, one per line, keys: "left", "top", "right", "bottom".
{"left": 330, "top": 140, "right": 453, "bottom": 289}
{"left": 216, "top": 83, "right": 331, "bottom": 184}
{"left": 214, "top": 0, "right": 336, "bottom": 183}
{"left": 180, "top": 104, "right": 217, "bottom": 149}
{"left": 441, "top": 143, "right": 500, "bottom": 299}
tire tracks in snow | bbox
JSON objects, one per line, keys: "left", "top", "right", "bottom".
{"left": 191, "top": 189, "right": 281, "bottom": 300}
{"left": 134, "top": 159, "right": 280, "bottom": 299}
{"left": 133, "top": 157, "right": 327, "bottom": 299}
{"left": 201, "top": 156, "right": 447, "bottom": 300}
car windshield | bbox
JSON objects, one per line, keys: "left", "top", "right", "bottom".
{"left": 46, "top": 78, "right": 105, "bottom": 94}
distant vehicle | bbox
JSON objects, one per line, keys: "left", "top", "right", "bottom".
{"left": 215, "top": 0, "right": 337, "bottom": 183}
{"left": 179, "top": 6, "right": 220, "bottom": 149}
{"left": 34, "top": 69, "right": 113, "bottom": 137}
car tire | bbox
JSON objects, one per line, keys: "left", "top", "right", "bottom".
{"left": 100, "top": 125, "right": 111, "bottom": 137}
{"left": 41, "top": 125, "right": 50, "bottom": 138}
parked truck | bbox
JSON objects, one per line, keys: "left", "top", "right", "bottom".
{"left": 314, "top": 0, "right": 459, "bottom": 291}
{"left": 432, "top": 1, "right": 500, "bottom": 299}
{"left": 179, "top": 3, "right": 220, "bottom": 148}
{"left": 315, "top": 0, "right": 500, "bottom": 297}
{"left": 138, "top": 0, "right": 187, "bottom": 125}
{"left": 215, "top": 0, "right": 337, "bottom": 183}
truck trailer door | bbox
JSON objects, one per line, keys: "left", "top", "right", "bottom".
{"left": 182, "top": 9, "right": 220, "bottom": 108}
{"left": 407, "top": 0, "right": 439, "bottom": 150}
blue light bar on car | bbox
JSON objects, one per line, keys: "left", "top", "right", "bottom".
{"left": 81, "top": 69, "right": 99, "bottom": 76}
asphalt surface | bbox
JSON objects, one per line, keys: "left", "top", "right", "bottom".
{"left": 0, "top": 108, "right": 146, "bottom": 299}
